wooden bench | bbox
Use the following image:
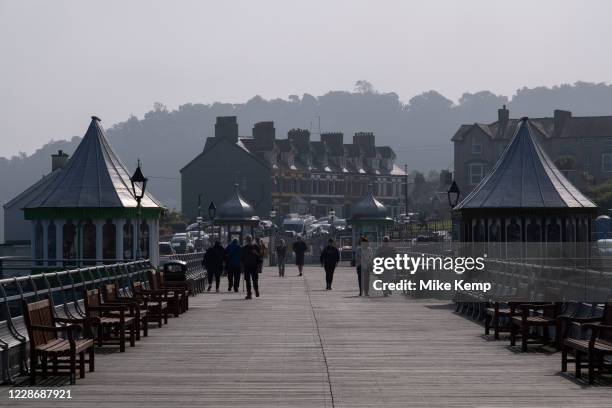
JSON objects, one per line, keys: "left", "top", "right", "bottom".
{"left": 561, "top": 302, "right": 612, "bottom": 384}
{"left": 103, "top": 283, "right": 148, "bottom": 339}
{"left": 510, "top": 290, "right": 562, "bottom": 352}
{"left": 132, "top": 281, "right": 169, "bottom": 328}
{"left": 83, "top": 289, "right": 136, "bottom": 353}
{"left": 23, "top": 299, "right": 94, "bottom": 385}
{"left": 148, "top": 270, "right": 185, "bottom": 317}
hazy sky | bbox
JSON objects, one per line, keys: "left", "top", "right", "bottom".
{"left": 1, "top": 0, "right": 611, "bottom": 157}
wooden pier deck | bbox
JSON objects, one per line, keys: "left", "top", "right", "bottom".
{"left": 5, "top": 265, "right": 612, "bottom": 407}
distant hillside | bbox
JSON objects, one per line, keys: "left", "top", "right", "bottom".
{"left": 3, "top": 81, "right": 612, "bottom": 242}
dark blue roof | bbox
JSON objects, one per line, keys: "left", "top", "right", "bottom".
{"left": 455, "top": 118, "right": 596, "bottom": 210}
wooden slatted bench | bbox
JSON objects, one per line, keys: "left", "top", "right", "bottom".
{"left": 23, "top": 299, "right": 94, "bottom": 385}
{"left": 83, "top": 289, "right": 136, "bottom": 353}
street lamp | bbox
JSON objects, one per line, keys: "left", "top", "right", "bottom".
{"left": 447, "top": 181, "right": 460, "bottom": 209}
{"left": 130, "top": 159, "right": 148, "bottom": 259}
{"left": 269, "top": 209, "right": 277, "bottom": 266}
{"left": 208, "top": 201, "right": 216, "bottom": 243}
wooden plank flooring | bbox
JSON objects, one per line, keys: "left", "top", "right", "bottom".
{"left": 4, "top": 265, "right": 612, "bottom": 407}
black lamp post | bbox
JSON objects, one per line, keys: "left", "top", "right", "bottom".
{"left": 208, "top": 201, "right": 216, "bottom": 243}
{"left": 447, "top": 180, "right": 460, "bottom": 242}
{"left": 269, "top": 209, "right": 277, "bottom": 266}
{"left": 130, "top": 160, "right": 148, "bottom": 259}
{"left": 447, "top": 181, "right": 460, "bottom": 209}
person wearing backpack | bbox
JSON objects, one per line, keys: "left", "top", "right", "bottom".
{"left": 320, "top": 238, "right": 340, "bottom": 290}
{"left": 241, "top": 235, "right": 262, "bottom": 299}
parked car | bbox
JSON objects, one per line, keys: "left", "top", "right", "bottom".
{"left": 171, "top": 234, "right": 195, "bottom": 254}
{"left": 159, "top": 242, "right": 176, "bottom": 256}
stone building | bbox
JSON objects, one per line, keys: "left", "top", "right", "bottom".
{"left": 5, "top": 117, "right": 165, "bottom": 266}
{"left": 180, "top": 116, "right": 406, "bottom": 221}
{"left": 452, "top": 106, "right": 612, "bottom": 196}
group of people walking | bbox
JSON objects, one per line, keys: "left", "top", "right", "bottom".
{"left": 203, "top": 235, "right": 266, "bottom": 299}
{"left": 202, "top": 234, "right": 395, "bottom": 298}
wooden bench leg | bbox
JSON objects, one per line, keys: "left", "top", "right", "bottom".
{"left": 561, "top": 346, "right": 568, "bottom": 372}
{"left": 41, "top": 355, "right": 48, "bottom": 379}
{"left": 79, "top": 351, "right": 85, "bottom": 378}
{"left": 143, "top": 316, "right": 148, "bottom": 337}
{"left": 575, "top": 351, "right": 582, "bottom": 378}
{"left": 588, "top": 351, "right": 595, "bottom": 384}
{"left": 69, "top": 349, "right": 76, "bottom": 385}
{"left": 120, "top": 325, "right": 126, "bottom": 353}
{"left": 494, "top": 314, "right": 500, "bottom": 340}
{"left": 521, "top": 323, "right": 529, "bottom": 352}
{"left": 510, "top": 321, "right": 517, "bottom": 346}
{"left": 89, "top": 346, "right": 95, "bottom": 372}
{"left": 484, "top": 314, "right": 491, "bottom": 335}
{"left": 130, "top": 323, "right": 136, "bottom": 347}
{"left": 29, "top": 349, "right": 37, "bottom": 386}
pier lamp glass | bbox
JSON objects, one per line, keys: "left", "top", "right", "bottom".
{"left": 447, "top": 181, "right": 460, "bottom": 208}
{"left": 130, "top": 161, "right": 148, "bottom": 203}
{"left": 208, "top": 201, "right": 217, "bottom": 220}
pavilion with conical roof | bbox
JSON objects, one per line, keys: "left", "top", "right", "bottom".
{"left": 453, "top": 117, "right": 597, "bottom": 256}
{"left": 22, "top": 116, "right": 165, "bottom": 266}
{"left": 215, "top": 184, "right": 260, "bottom": 243}
{"left": 349, "top": 192, "right": 394, "bottom": 244}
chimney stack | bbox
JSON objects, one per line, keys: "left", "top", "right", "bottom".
{"left": 554, "top": 109, "right": 572, "bottom": 136}
{"left": 214, "top": 116, "right": 239, "bottom": 143}
{"left": 51, "top": 150, "right": 69, "bottom": 171}
{"left": 252, "top": 121, "right": 275, "bottom": 150}
{"left": 321, "top": 132, "right": 343, "bottom": 153}
{"left": 353, "top": 132, "right": 375, "bottom": 148}
{"left": 497, "top": 105, "right": 509, "bottom": 132}
{"left": 288, "top": 129, "right": 310, "bottom": 153}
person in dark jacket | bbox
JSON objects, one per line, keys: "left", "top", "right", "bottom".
{"left": 225, "top": 238, "right": 242, "bottom": 292}
{"left": 241, "top": 235, "right": 262, "bottom": 299}
{"left": 276, "top": 239, "right": 287, "bottom": 277}
{"left": 293, "top": 236, "right": 308, "bottom": 276}
{"left": 320, "top": 238, "right": 340, "bottom": 290}
{"left": 204, "top": 241, "right": 226, "bottom": 292}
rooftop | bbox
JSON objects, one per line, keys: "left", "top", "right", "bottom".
{"left": 23, "top": 117, "right": 163, "bottom": 210}
{"left": 455, "top": 118, "right": 597, "bottom": 210}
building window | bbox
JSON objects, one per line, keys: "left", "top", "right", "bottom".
{"left": 471, "top": 137, "right": 482, "bottom": 155}
{"left": 602, "top": 153, "right": 612, "bottom": 172}
{"left": 468, "top": 163, "right": 484, "bottom": 185}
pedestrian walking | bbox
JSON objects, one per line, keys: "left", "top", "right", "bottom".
{"left": 375, "top": 236, "right": 396, "bottom": 296}
{"left": 355, "top": 236, "right": 373, "bottom": 296}
{"left": 204, "top": 240, "right": 226, "bottom": 292}
{"left": 241, "top": 235, "right": 262, "bottom": 299}
{"left": 225, "top": 238, "right": 242, "bottom": 292}
{"left": 293, "top": 235, "right": 308, "bottom": 276}
{"left": 276, "top": 239, "right": 287, "bottom": 277}
{"left": 320, "top": 238, "right": 340, "bottom": 290}
{"left": 255, "top": 237, "right": 267, "bottom": 274}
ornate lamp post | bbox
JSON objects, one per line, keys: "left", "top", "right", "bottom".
{"left": 269, "top": 209, "right": 277, "bottom": 266}
{"left": 196, "top": 193, "right": 203, "bottom": 251}
{"left": 447, "top": 180, "right": 460, "bottom": 242}
{"left": 208, "top": 201, "right": 216, "bottom": 244}
{"left": 130, "top": 159, "right": 148, "bottom": 259}
{"left": 447, "top": 180, "right": 460, "bottom": 209}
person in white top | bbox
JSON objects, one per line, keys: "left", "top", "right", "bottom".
{"left": 354, "top": 236, "right": 373, "bottom": 296}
